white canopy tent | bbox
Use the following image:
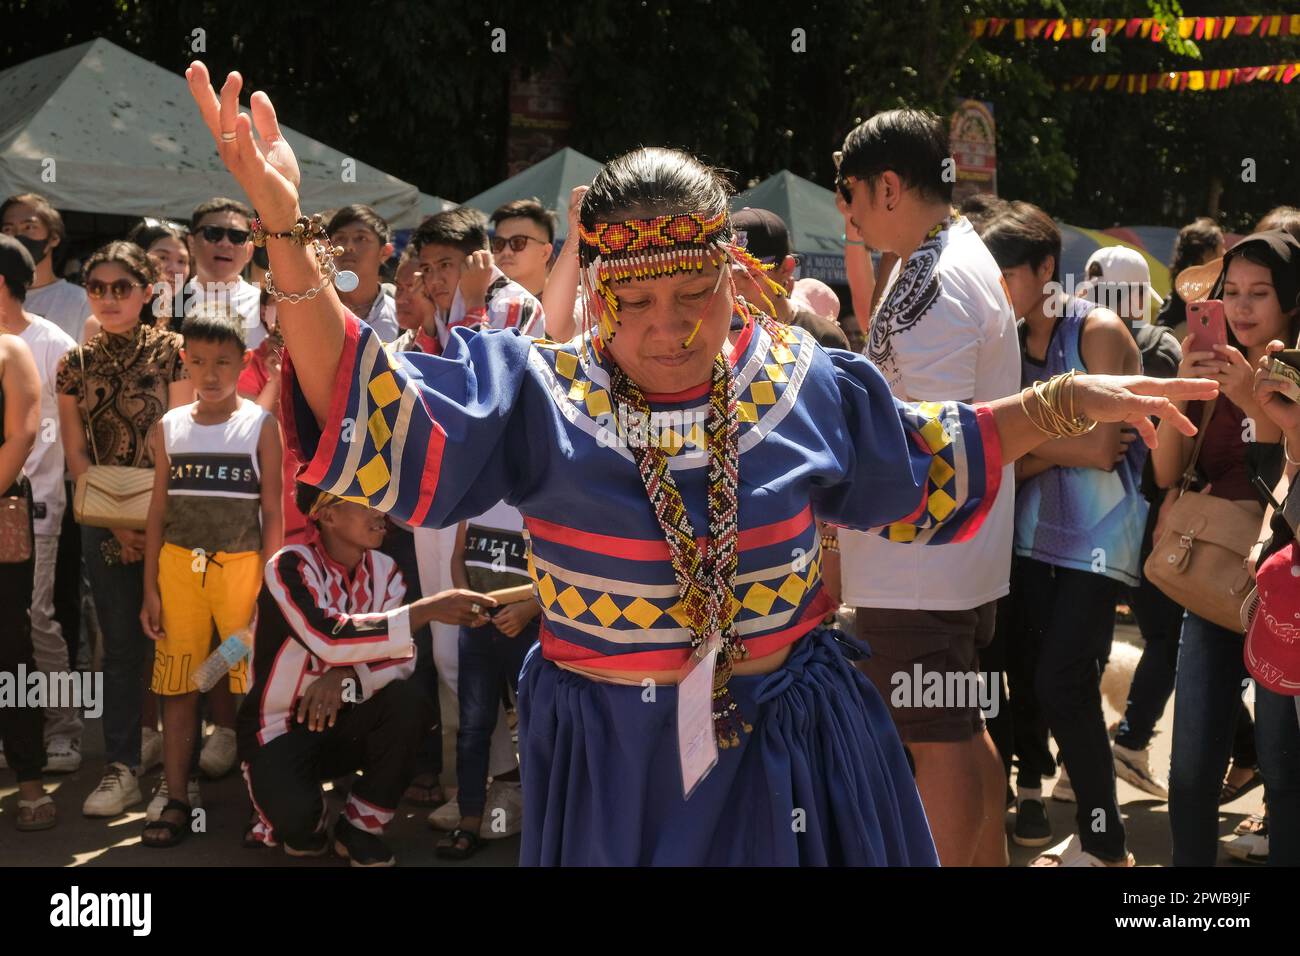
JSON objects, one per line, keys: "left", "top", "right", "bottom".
{"left": 0, "top": 39, "right": 425, "bottom": 226}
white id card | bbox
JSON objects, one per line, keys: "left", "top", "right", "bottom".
{"left": 677, "top": 636, "right": 720, "bottom": 800}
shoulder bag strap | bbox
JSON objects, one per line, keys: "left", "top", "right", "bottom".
{"left": 78, "top": 346, "right": 101, "bottom": 466}
{"left": 1178, "top": 398, "right": 1218, "bottom": 494}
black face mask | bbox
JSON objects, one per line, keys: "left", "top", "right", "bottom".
{"left": 13, "top": 234, "right": 48, "bottom": 264}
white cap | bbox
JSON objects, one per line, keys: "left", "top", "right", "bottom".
{"left": 1083, "top": 246, "right": 1163, "bottom": 320}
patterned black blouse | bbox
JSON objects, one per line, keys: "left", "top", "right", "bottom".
{"left": 55, "top": 321, "right": 188, "bottom": 468}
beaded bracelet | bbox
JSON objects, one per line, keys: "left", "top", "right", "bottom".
{"left": 820, "top": 533, "right": 840, "bottom": 554}
{"left": 251, "top": 213, "right": 339, "bottom": 250}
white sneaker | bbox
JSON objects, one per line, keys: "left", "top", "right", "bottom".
{"left": 43, "top": 736, "right": 83, "bottom": 774}
{"left": 428, "top": 795, "right": 461, "bottom": 831}
{"left": 82, "top": 763, "right": 143, "bottom": 817}
{"left": 1051, "top": 769, "right": 1076, "bottom": 803}
{"left": 1224, "top": 831, "right": 1269, "bottom": 864}
{"left": 1113, "top": 743, "right": 1169, "bottom": 800}
{"left": 480, "top": 780, "right": 523, "bottom": 840}
{"left": 199, "top": 726, "right": 237, "bottom": 778}
{"left": 140, "top": 727, "right": 163, "bottom": 774}
{"left": 146, "top": 777, "right": 203, "bottom": 822}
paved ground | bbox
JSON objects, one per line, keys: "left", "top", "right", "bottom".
{"left": 0, "top": 624, "right": 1265, "bottom": 867}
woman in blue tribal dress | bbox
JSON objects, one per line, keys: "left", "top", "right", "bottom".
{"left": 185, "top": 63, "right": 1216, "bottom": 866}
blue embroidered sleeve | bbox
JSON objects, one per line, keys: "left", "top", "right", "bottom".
{"left": 812, "top": 350, "right": 1003, "bottom": 545}
{"left": 283, "top": 312, "right": 543, "bottom": 528}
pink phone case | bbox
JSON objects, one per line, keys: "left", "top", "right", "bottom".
{"left": 1187, "top": 300, "right": 1227, "bottom": 354}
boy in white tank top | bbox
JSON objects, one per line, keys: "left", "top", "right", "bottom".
{"left": 139, "top": 309, "right": 284, "bottom": 847}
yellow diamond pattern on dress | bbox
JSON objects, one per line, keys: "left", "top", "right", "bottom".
{"left": 742, "top": 582, "right": 779, "bottom": 615}
{"left": 805, "top": 557, "right": 821, "bottom": 589}
{"left": 684, "top": 422, "right": 706, "bottom": 453}
{"left": 368, "top": 370, "right": 401, "bottom": 408}
{"left": 777, "top": 573, "right": 807, "bottom": 607}
{"left": 586, "top": 388, "right": 611, "bottom": 418}
{"left": 928, "top": 488, "right": 957, "bottom": 521}
{"left": 929, "top": 454, "right": 955, "bottom": 488}
{"left": 749, "top": 380, "right": 777, "bottom": 406}
{"left": 771, "top": 343, "right": 795, "bottom": 365}
{"left": 532, "top": 563, "right": 819, "bottom": 634}
{"left": 355, "top": 455, "right": 390, "bottom": 497}
{"left": 535, "top": 573, "right": 557, "bottom": 607}
{"left": 554, "top": 350, "right": 578, "bottom": 381}
{"left": 367, "top": 408, "right": 392, "bottom": 451}
{"left": 588, "top": 593, "right": 622, "bottom": 628}
{"left": 663, "top": 600, "right": 693, "bottom": 629}
{"left": 556, "top": 586, "right": 588, "bottom": 619}
{"left": 658, "top": 429, "right": 684, "bottom": 453}
{"left": 766, "top": 363, "right": 788, "bottom": 383}
{"left": 737, "top": 401, "right": 759, "bottom": 423}
{"left": 568, "top": 378, "right": 590, "bottom": 402}
{"left": 920, "top": 415, "right": 950, "bottom": 452}
{"left": 888, "top": 523, "right": 919, "bottom": 543}
{"left": 623, "top": 597, "right": 665, "bottom": 629}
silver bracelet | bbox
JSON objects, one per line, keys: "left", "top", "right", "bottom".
{"left": 264, "top": 239, "right": 338, "bottom": 304}
{"left": 1285, "top": 437, "right": 1300, "bottom": 467}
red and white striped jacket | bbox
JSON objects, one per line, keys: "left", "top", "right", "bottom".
{"left": 237, "top": 540, "right": 415, "bottom": 754}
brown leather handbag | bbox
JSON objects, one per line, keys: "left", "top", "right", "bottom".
{"left": 1143, "top": 401, "right": 1262, "bottom": 633}
{"left": 0, "top": 480, "right": 33, "bottom": 563}
{"left": 71, "top": 347, "right": 153, "bottom": 530}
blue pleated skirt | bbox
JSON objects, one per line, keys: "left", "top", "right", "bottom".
{"left": 516, "top": 627, "right": 939, "bottom": 866}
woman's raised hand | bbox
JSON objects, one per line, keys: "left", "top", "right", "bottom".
{"left": 185, "top": 62, "right": 302, "bottom": 229}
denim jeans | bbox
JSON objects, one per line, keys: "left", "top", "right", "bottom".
{"left": 1169, "top": 610, "right": 1300, "bottom": 865}
{"left": 455, "top": 618, "right": 537, "bottom": 818}
{"left": 81, "top": 525, "right": 149, "bottom": 770}
{"left": 1114, "top": 576, "right": 1182, "bottom": 751}
{"left": 1007, "top": 557, "right": 1127, "bottom": 860}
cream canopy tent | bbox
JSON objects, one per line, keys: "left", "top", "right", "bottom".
{"left": 0, "top": 39, "right": 424, "bottom": 226}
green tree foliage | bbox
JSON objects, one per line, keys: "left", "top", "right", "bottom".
{"left": 2, "top": 0, "right": 1298, "bottom": 230}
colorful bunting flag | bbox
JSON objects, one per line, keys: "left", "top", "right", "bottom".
{"left": 971, "top": 15, "right": 1300, "bottom": 41}
{"left": 1061, "top": 62, "right": 1300, "bottom": 92}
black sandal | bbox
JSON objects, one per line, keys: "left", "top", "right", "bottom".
{"left": 435, "top": 826, "right": 484, "bottom": 860}
{"left": 1220, "top": 767, "right": 1264, "bottom": 806}
{"left": 142, "top": 799, "right": 192, "bottom": 849}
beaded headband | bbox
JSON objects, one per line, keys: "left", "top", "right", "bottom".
{"left": 577, "top": 210, "right": 728, "bottom": 258}
{"left": 576, "top": 210, "right": 784, "bottom": 353}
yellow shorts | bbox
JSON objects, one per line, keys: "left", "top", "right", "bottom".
{"left": 151, "top": 543, "right": 262, "bottom": 696}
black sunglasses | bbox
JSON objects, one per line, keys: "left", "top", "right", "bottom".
{"left": 198, "top": 225, "right": 251, "bottom": 245}
{"left": 490, "top": 235, "right": 545, "bottom": 254}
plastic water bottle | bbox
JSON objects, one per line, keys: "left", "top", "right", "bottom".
{"left": 190, "top": 628, "right": 253, "bottom": 693}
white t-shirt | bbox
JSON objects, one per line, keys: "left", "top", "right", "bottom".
{"left": 361, "top": 289, "right": 400, "bottom": 343}
{"left": 18, "top": 315, "right": 77, "bottom": 535}
{"left": 840, "top": 216, "right": 1020, "bottom": 610}
{"left": 183, "top": 276, "right": 265, "bottom": 349}
{"left": 25, "top": 279, "right": 92, "bottom": 343}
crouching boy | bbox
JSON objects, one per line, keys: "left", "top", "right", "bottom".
{"left": 239, "top": 482, "right": 496, "bottom": 866}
